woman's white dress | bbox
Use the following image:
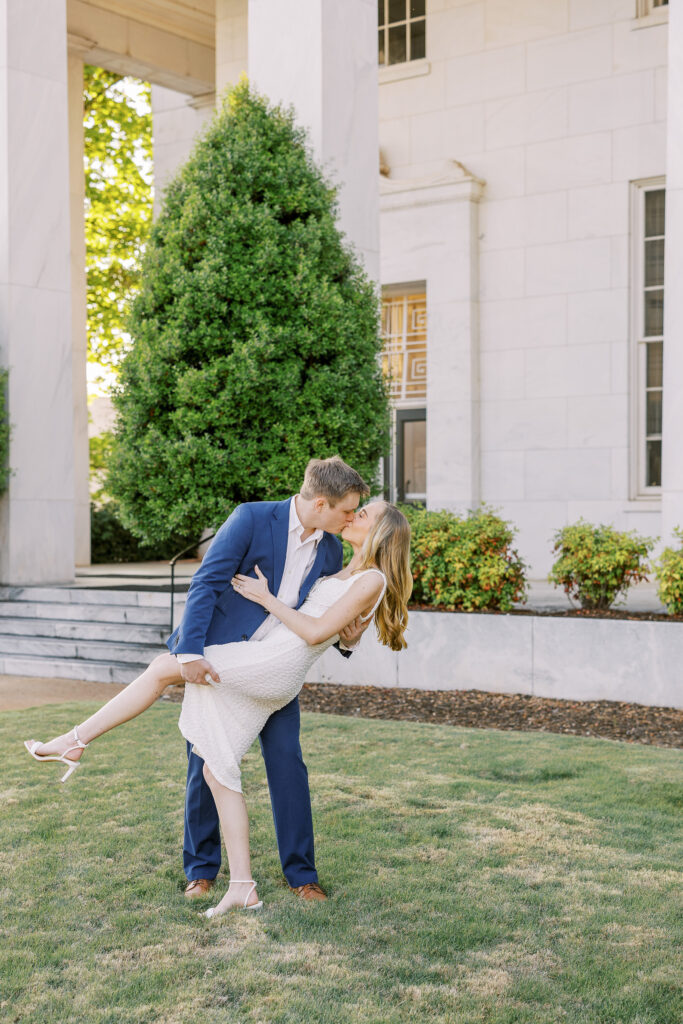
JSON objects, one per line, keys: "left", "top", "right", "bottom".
{"left": 178, "top": 568, "right": 386, "bottom": 792}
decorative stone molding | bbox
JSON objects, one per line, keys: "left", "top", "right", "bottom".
{"left": 379, "top": 58, "right": 431, "bottom": 85}
{"left": 380, "top": 160, "right": 486, "bottom": 211}
{"left": 187, "top": 91, "right": 216, "bottom": 111}
{"left": 67, "top": 32, "right": 97, "bottom": 58}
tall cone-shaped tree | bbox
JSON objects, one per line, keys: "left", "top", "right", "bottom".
{"left": 109, "top": 81, "right": 389, "bottom": 544}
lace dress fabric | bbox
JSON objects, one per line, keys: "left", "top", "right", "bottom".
{"left": 178, "top": 569, "right": 386, "bottom": 792}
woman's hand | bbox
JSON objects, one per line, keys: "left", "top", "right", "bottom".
{"left": 231, "top": 565, "right": 271, "bottom": 608}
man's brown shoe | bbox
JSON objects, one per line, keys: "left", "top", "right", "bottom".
{"left": 184, "top": 878, "right": 215, "bottom": 899}
{"left": 289, "top": 882, "right": 327, "bottom": 902}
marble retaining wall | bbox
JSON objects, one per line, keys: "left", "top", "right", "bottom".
{"left": 305, "top": 610, "right": 683, "bottom": 710}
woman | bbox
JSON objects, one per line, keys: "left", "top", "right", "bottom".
{"left": 24, "top": 501, "right": 412, "bottom": 916}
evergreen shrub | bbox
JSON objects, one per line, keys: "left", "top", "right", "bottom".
{"left": 108, "top": 81, "right": 388, "bottom": 545}
{"left": 400, "top": 504, "right": 528, "bottom": 612}
{"left": 654, "top": 528, "right": 683, "bottom": 614}
{"left": 548, "top": 520, "right": 654, "bottom": 610}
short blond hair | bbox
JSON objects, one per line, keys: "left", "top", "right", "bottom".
{"left": 300, "top": 456, "right": 370, "bottom": 505}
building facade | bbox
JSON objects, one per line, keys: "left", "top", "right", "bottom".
{"left": 1, "top": 0, "right": 681, "bottom": 582}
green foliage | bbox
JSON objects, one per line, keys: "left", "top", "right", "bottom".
{"left": 89, "top": 430, "right": 114, "bottom": 504}
{"left": 90, "top": 502, "right": 194, "bottom": 564}
{"left": 549, "top": 520, "right": 654, "bottom": 610}
{"left": 84, "top": 66, "right": 153, "bottom": 375}
{"left": 400, "top": 504, "right": 528, "bottom": 611}
{"left": 9, "top": 705, "right": 681, "bottom": 1024}
{"left": 0, "top": 368, "right": 10, "bottom": 495}
{"left": 109, "top": 81, "right": 389, "bottom": 544}
{"left": 654, "top": 527, "right": 683, "bottom": 614}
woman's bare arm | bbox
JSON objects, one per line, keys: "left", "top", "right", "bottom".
{"left": 232, "top": 567, "right": 383, "bottom": 646}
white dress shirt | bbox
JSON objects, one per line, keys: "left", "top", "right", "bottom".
{"left": 177, "top": 496, "right": 322, "bottom": 661}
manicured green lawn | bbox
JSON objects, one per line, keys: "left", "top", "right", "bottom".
{"left": 2, "top": 701, "right": 681, "bottom": 1024}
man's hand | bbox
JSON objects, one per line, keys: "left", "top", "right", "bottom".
{"left": 339, "top": 615, "right": 370, "bottom": 650}
{"left": 180, "top": 658, "right": 220, "bottom": 686}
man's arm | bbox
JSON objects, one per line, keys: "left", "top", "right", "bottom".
{"left": 173, "top": 503, "right": 254, "bottom": 657}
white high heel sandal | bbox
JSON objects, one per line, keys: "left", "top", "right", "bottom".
{"left": 24, "top": 726, "right": 89, "bottom": 782}
{"left": 204, "top": 880, "right": 263, "bottom": 918}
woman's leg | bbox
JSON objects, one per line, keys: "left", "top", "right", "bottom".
{"left": 30, "top": 653, "right": 183, "bottom": 760}
{"left": 202, "top": 762, "right": 260, "bottom": 910}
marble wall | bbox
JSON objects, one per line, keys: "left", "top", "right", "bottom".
{"left": 379, "top": 0, "right": 669, "bottom": 574}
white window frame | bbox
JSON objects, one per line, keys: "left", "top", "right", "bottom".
{"left": 633, "top": 0, "right": 669, "bottom": 29}
{"left": 378, "top": 0, "right": 426, "bottom": 69}
{"left": 630, "top": 177, "right": 665, "bottom": 500}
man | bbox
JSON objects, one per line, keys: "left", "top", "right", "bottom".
{"left": 168, "top": 456, "right": 371, "bottom": 902}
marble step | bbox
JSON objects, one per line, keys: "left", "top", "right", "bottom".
{"left": 0, "top": 599, "right": 177, "bottom": 627}
{"left": 0, "top": 586, "right": 186, "bottom": 608}
{"left": 0, "top": 654, "right": 137, "bottom": 685}
{"left": 0, "top": 634, "right": 164, "bottom": 666}
{"left": 0, "top": 617, "right": 169, "bottom": 645}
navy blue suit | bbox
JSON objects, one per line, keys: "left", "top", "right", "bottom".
{"left": 168, "top": 497, "right": 345, "bottom": 887}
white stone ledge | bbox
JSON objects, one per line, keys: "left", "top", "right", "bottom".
{"left": 306, "top": 610, "right": 683, "bottom": 710}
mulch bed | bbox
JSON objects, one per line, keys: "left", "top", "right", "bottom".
{"left": 164, "top": 683, "right": 682, "bottom": 749}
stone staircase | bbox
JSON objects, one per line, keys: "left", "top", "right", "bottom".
{"left": 0, "top": 586, "right": 187, "bottom": 684}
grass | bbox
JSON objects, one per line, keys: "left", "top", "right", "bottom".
{"left": 2, "top": 701, "right": 682, "bottom": 1024}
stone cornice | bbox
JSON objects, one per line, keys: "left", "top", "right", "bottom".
{"left": 380, "top": 160, "right": 486, "bottom": 210}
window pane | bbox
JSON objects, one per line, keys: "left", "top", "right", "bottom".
{"left": 644, "top": 289, "right": 664, "bottom": 337}
{"left": 378, "top": 0, "right": 385, "bottom": 27}
{"left": 388, "top": 24, "right": 407, "bottom": 64}
{"left": 646, "top": 391, "right": 662, "bottom": 435}
{"left": 410, "top": 19, "right": 426, "bottom": 60}
{"left": 646, "top": 439, "right": 662, "bottom": 488}
{"left": 388, "top": 0, "right": 406, "bottom": 23}
{"left": 403, "top": 419, "right": 426, "bottom": 498}
{"left": 645, "top": 238, "right": 665, "bottom": 287}
{"left": 647, "top": 341, "right": 663, "bottom": 388}
{"left": 645, "top": 189, "right": 665, "bottom": 238}
{"left": 410, "top": 0, "right": 426, "bottom": 15}
{"left": 381, "top": 292, "right": 427, "bottom": 401}
{"left": 378, "top": 28, "right": 385, "bottom": 64}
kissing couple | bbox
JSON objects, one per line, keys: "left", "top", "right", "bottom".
{"left": 25, "top": 456, "right": 412, "bottom": 917}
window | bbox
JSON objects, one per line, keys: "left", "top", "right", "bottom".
{"left": 632, "top": 182, "right": 665, "bottom": 494}
{"left": 381, "top": 287, "right": 427, "bottom": 503}
{"left": 636, "top": 0, "right": 668, "bottom": 16}
{"left": 378, "top": 0, "right": 426, "bottom": 67}
{"left": 396, "top": 409, "right": 426, "bottom": 503}
{"left": 381, "top": 290, "right": 427, "bottom": 401}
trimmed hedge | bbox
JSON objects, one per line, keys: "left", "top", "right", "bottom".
{"left": 548, "top": 520, "right": 654, "bottom": 610}
{"left": 654, "top": 527, "right": 683, "bottom": 615}
{"left": 400, "top": 504, "right": 528, "bottom": 612}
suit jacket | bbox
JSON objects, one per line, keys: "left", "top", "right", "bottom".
{"left": 167, "top": 497, "right": 345, "bottom": 656}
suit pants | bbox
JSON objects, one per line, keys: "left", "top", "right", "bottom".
{"left": 183, "top": 695, "right": 318, "bottom": 887}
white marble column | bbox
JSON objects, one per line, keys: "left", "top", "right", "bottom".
{"left": 151, "top": 86, "right": 215, "bottom": 216}
{"left": 216, "top": 0, "right": 248, "bottom": 95}
{"left": 67, "top": 50, "right": 90, "bottom": 566}
{"left": 0, "top": 0, "right": 75, "bottom": 583}
{"left": 661, "top": 2, "right": 683, "bottom": 544}
{"left": 247, "top": 0, "right": 379, "bottom": 279}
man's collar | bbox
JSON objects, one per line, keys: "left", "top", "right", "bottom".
{"left": 290, "top": 495, "right": 323, "bottom": 544}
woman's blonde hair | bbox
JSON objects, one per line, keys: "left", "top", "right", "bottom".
{"left": 354, "top": 503, "right": 412, "bottom": 652}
